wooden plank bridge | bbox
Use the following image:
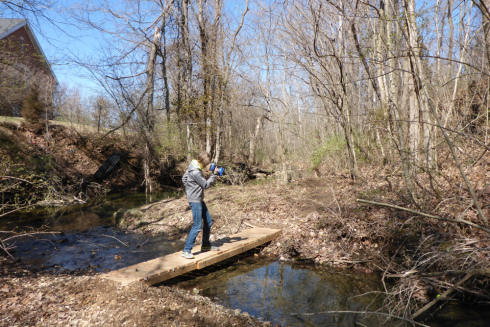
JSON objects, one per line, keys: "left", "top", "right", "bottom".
{"left": 100, "top": 227, "right": 281, "bottom": 286}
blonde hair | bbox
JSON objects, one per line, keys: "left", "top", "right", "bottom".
{"left": 197, "top": 151, "right": 211, "bottom": 167}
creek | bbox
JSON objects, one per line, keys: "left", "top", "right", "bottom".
{"left": 1, "top": 193, "right": 489, "bottom": 326}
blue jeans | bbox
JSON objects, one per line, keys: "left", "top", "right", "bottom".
{"left": 183, "top": 202, "right": 213, "bottom": 252}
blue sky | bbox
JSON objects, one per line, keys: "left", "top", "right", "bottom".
{"left": 1, "top": 0, "right": 254, "bottom": 98}
{"left": 3, "top": 0, "right": 157, "bottom": 96}
{"left": 2, "top": 0, "right": 476, "bottom": 99}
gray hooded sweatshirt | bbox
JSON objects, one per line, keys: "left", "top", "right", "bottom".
{"left": 182, "top": 161, "right": 217, "bottom": 203}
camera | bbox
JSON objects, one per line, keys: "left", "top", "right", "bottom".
{"left": 209, "top": 163, "right": 225, "bottom": 176}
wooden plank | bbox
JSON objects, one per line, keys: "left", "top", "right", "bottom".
{"left": 197, "top": 229, "right": 282, "bottom": 269}
{"left": 102, "top": 270, "right": 143, "bottom": 285}
{"left": 100, "top": 227, "right": 282, "bottom": 286}
{"left": 143, "top": 262, "right": 197, "bottom": 285}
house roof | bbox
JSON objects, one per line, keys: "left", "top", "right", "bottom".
{"left": 0, "top": 18, "right": 58, "bottom": 84}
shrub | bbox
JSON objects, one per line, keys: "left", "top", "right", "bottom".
{"left": 21, "top": 87, "right": 45, "bottom": 123}
{"left": 310, "top": 134, "right": 346, "bottom": 170}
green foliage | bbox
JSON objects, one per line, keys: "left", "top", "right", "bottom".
{"left": 0, "top": 129, "right": 66, "bottom": 212}
{"left": 153, "top": 120, "right": 186, "bottom": 162}
{"left": 254, "top": 149, "right": 267, "bottom": 165}
{"left": 309, "top": 135, "right": 346, "bottom": 170}
{"left": 126, "top": 208, "right": 143, "bottom": 219}
{"left": 21, "top": 87, "right": 45, "bottom": 123}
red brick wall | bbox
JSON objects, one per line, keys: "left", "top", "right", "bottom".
{"left": 0, "top": 26, "right": 55, "bottom": 117}
{"left": 1, "top": 26, "right": 48, "bottom": 72}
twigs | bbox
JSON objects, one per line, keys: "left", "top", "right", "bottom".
{"left": 0, "top": 204, "right": 36, "bottom": 218}
{"left": 357, "top": 199, "right": 490, "bottom": 234}
{"left": 290, "top": 310, "right": 430, "bottom": 327}
{"left": 215, "top": 200, "right": 233, "bottom": 234}
{"left": 382, "top": 239, "right": 407, "bottom": 293}
{"left": 233, "top": 217, "right": 246, "bottom": 234}
{"left": 411, "top": 273, "right": 473, "bottom": 319}
{"left": 421, "top": 268, "right": 490, "bottom": 277}
{"left": 99, "top": 234, "right": 129, "bottom": 247}
{"left": 0, "top": 176, "right": 33, "bottom": 184}
{"left": 423, "top": 277, "right": 490, "bottom": 301}
{"left": 234, "top": 195, "right": 253, "bottom": 233}
{"left": 1, "top": 231, "right": 61, "bottom": 257}
{"left": 327, "top": 259, "right": 371, "bottom": 264}
{"left": 136, "top": 239, "right": 149, "bottom": 248}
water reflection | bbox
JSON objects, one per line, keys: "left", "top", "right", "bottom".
{"left": 14, "top": 226, "right": 183, "bottom": 272}
{"left": 0, "top": 191, "right": 180, "bottom": 231}
{"left": 180, "top": 259, "right": 391, "bottom": 327}
{"left": 177, "top": 257, "right": 490, "bottom": 327}
{"left": 1, "top": 191, "right": 184, "bottom": 273}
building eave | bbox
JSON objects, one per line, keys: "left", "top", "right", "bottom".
{"left": 23, "top": 22, "right": 59, "bottom": 85}
{"left": 0, "top": 19, "right": 59, "bottom": 85}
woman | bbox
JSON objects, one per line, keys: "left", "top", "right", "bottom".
{"left": 181, "top": 151, "right": 220, "bottom": 259}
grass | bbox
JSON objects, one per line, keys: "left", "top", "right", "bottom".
{"left": 0, "top": 116, "right": 122, "bottom": 134}
{"left": 0, "top": 116, "right": 23, "bottom": 127}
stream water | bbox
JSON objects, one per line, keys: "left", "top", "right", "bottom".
{"left": 1, "top": 192, "right": 183, "bottom": 273}
{"left": 2, "top": 193, "right": 489, "bottom": 326}
{"left": 172, "top": 256, "right": 490, "bottom": 327}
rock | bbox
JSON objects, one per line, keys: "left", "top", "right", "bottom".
{"left": 318, "top": 232, "right": 324, "bottom": 237}
{"left": 254, "top": 173, "right": 267, "bottom": 180}
{"left": 59, "top": 238, "right": 69, "bottom": 244}
{"left": 192, "top": 288, "right": 199, "bottom": 294}
{"left": 114, "top": 255, "right": 122, "bottom": 260}
{"left": 234, "top": 309, "right": 241, "bottom": 316}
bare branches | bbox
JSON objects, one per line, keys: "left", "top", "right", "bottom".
{"left": 0, "top": 204, "right": 36, "bottom": 219}
{"left": 0, "top": 176, "right": 33, "bottom": 184}
{"left": 0, "top": 230, "right": 60, "bottom": 258}
{"left": 290, "top": 310, "right": 430, "bottom": 327}
{"left": 357, "top": 199, "right": 490, "bottom": 234}
{"left": 411, "top": 274, "right": 473, "bottom": 320}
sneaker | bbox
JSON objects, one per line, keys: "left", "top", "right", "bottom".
{"left": 181, "top": 251, "right": 195, "bottom": 259}
{"left": 201, "top": 246, "right": 220, "bottom": 252}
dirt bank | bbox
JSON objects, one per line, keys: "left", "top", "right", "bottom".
{"left": 0, "top": 119, "right": 149, "bottom": 205}
{"left": 0, "top": 257, "right": 264, "bottom": 327}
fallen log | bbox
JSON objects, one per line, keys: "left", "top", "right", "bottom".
{"left": 421, "top": 268, "right": 490, "bottom": 277}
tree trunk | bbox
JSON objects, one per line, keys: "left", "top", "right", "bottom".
{"left": 482, "top": 0, "right": 490, "bottom": 68}
{"left": 248, "top": 116, "right": 263, "bottom": 166}
{"left": 213, "top": 100, "right": 224, "bottom": 163}
{"left": 186, "top": 122, "right": 193, "bottom": 162}
{"left": 197, "top": 0, "right": 211, "bottom": 153}
{"left": 160, "top": 12, "right": 170, "bottom": 123}
{"left": 447, "top": 0, "right": 454, "bottom": 63}
{"left": 386, "top": 0, "right": 417, "bottom": 203}
{"left": 146, "top": 26, "right": 160, "bottom": 132}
